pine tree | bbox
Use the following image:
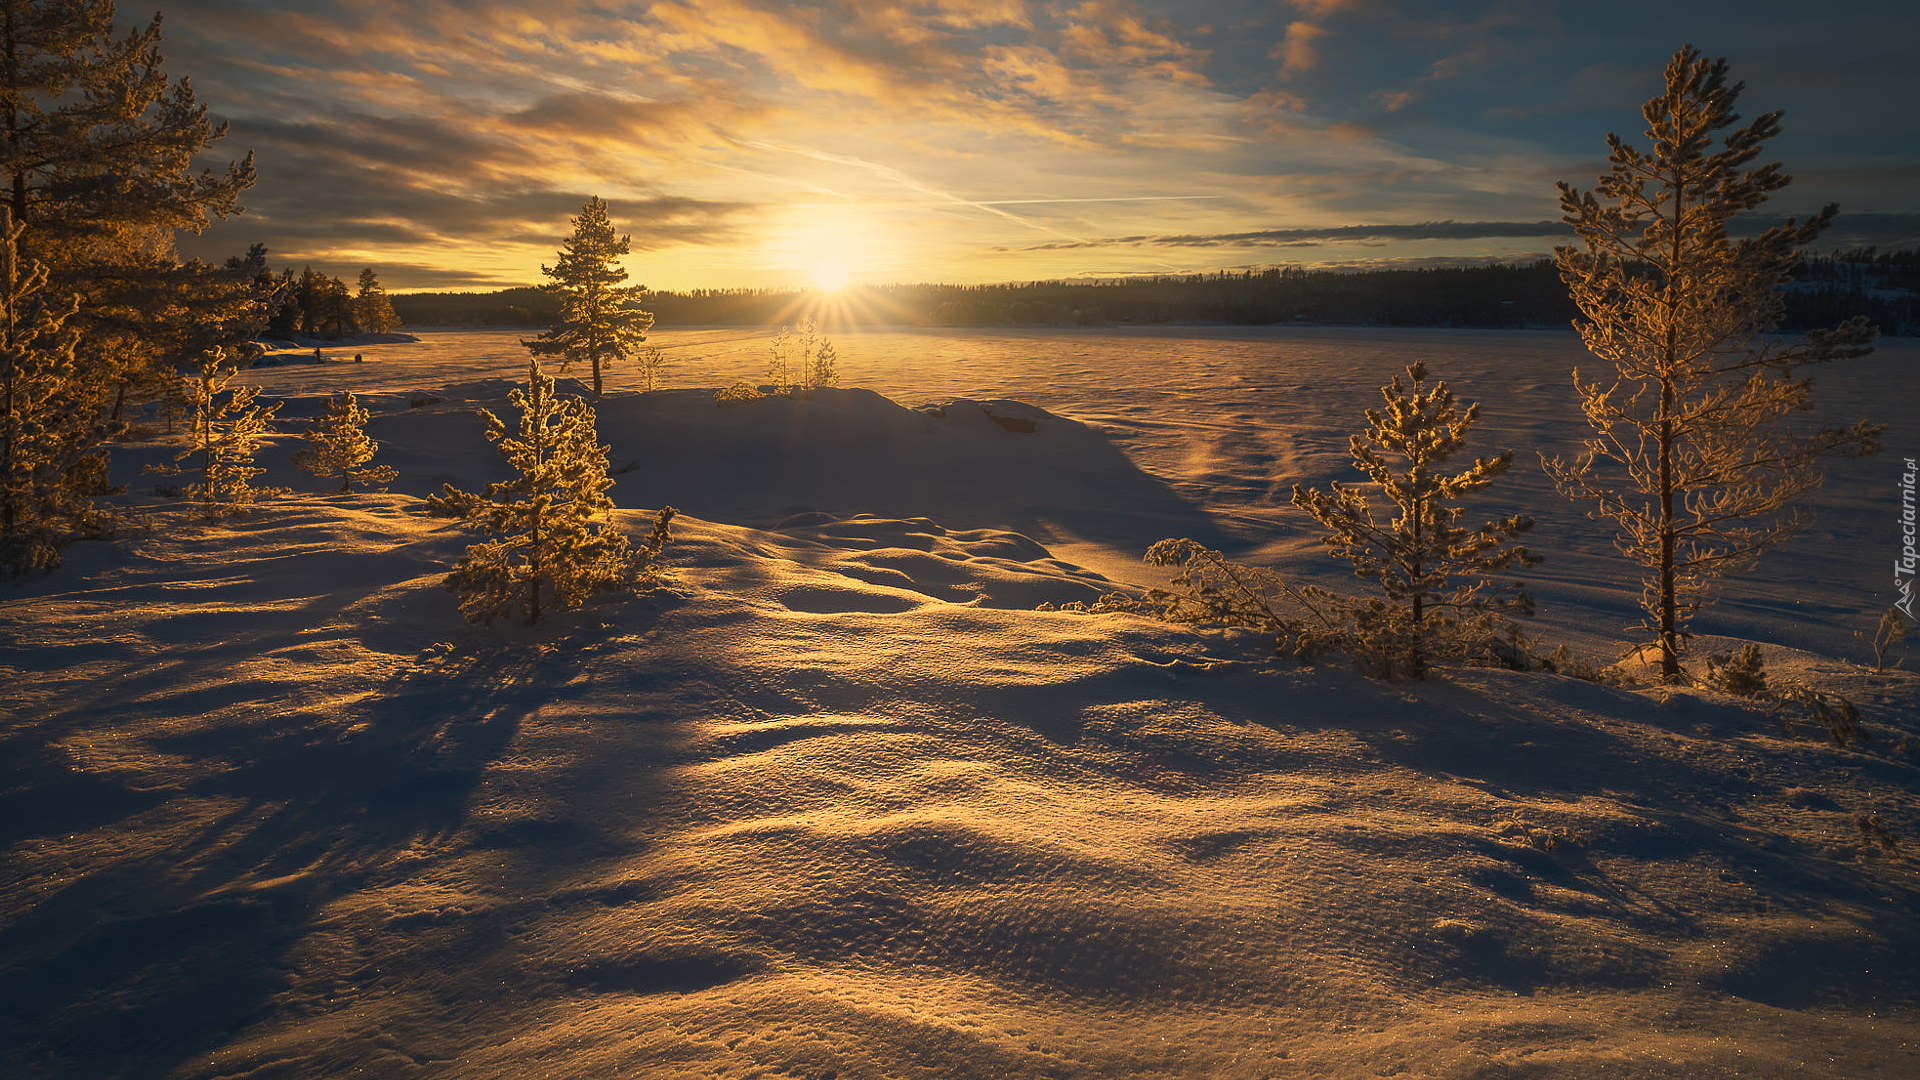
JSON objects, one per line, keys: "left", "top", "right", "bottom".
{"left": 1292, "top": 361, "right": 1537, "bottom": 679}
{"left": 0, "top": 205, "right": 106, "bottom": 574}
{"left": 90, "top": 250, "right": 280, "bottom": 422}
{"left": 764, "top": 319, "right": 839, "bottom": 397}
{"left": 523, "top": 197, "right": 653, "bottom": 399}
{"left": 265, "top": 268, "right": 300, "bottom": 338}
{"left": 765, "top": 324, "right": 791, "bottom": 393}
{"left": 151, "top": 347, "right": 280, "bottom": 520}
{"left": 0, "top": 1, "right": 254, "bottom": 265}
{"left": 635, "top": 346, "right": 666, "bottom": 392}
{"left": 354, "top": 268, "right": 402, "bottom": 333}
{"left": 1, "top": 1, "right": 254, "bottom": 424}
{"left": 317, "top": 275, "right": 356, "bottom": 337}
{"left": 1547, "top": 45, "right": 1881, "bottom": 680}
{"left": 444, "top": 360, "right": 674, "bottom": 625}
{"left": 797, "top": 318, "right": 838, "bottom": 395}
{"left": 291, "top": 267, "right": 325, "bottom": 336}
{"left": 293, "top": 391, "right": 397, "bottom": 493}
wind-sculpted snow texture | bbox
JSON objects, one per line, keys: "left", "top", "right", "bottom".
{"left": 3, "top": 327, "right": 1918, "bottom": 1078}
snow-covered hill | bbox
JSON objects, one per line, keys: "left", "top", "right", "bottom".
{"left": 4, "top": 327, "right": 1918, "bottom": 1078}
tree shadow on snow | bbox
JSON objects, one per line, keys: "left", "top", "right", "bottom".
{"left": 0, "top": 628, "right": 633, "bottom": 1080}
{"left": 1318, "top": 671, "right": 1920, "bottom": 1007}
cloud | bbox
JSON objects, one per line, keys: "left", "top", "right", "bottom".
{"left": 1286, "top": 0, "right": 1361, "bottom": 16}
{"left": 152, "top": 1, "right": 1919, "bottom": 289}
{"left": 1274, "top": 21, "right": 1326, "bottom": 76}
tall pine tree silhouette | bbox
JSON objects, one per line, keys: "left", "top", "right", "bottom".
{"left": 1547, "top": 45, "right": 1881, "bottom": 680}
{"left": 523, "top": 197, "right": 653, "bottom": 399}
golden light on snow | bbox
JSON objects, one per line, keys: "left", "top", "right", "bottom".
{"left": 9, "top": 324, "right": 1920, "bottom": 1077}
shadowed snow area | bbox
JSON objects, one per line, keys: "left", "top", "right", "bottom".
{"left": 4, "top": 327, "right": 1920, "bottom": 1078}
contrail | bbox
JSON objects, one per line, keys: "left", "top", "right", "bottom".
{"left": 731, "top": 137, "right": 1090, "bottom": 244}
{"left": 787, "top": 195, "right": 1225, "bottom": 208}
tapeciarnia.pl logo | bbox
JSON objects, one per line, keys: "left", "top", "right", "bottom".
{"left": 1899, "top": 457, "right": 1919, "bottom": 619}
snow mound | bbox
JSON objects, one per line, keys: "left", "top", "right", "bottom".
{"left": 6, "top": 495, "right": 1920, "bottom": 1078}
{"left": 586, "top": 387, "right": 1231, "bottom": 550}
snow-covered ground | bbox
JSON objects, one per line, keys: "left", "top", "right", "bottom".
{"left": 3, "top": 326, "right": 1917, "bottom": 1078}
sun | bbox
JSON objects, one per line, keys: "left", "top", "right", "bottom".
{"left": 812, "top": 256, "right": 850, "bottom": 291}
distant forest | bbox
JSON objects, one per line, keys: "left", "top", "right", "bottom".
{"left": 392, "top": 250, "right": 1920, "bottom": 335}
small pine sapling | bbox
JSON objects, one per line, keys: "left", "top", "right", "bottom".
{"left": 765, "top": 325, "right": 792, "bottom": 394}
{"left": 1703, "top": 642, "right": 1768, "bottom": 697}
{"left": 759, "top": 320, "right": 843, "bottom": 397}
{"left": 444, "top": 360, "right": 674, "bottom": 625}
{"left": 636, "top": 346, "right": 666, "bottom": 392}
{"left": 1855, "top": 814, "right": 1901, "bottom": 857}
{"left": 149, "top": 348, "right": 282, "bottom": 520}
{"left": 798, "top": 318, "right": 839, "bottom": 395}
{"left": 1292, "top": 361, "right": 1538, "bottom": 680}
{"left": 714, "top": 381, "right": 763, "bottom": 405}
{"left": 292, "top": 391, "right": 398, "bottom": 492}
{"left": 1857, "top": 606, "right": 1908, "bottom": 673}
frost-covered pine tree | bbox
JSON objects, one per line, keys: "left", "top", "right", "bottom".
{"left": 353, "top": 268, "right": 402, "bottom": 333}
{"left": 522, "top": 197, "right": 654, "bottom": 399}
{"left": 0, "top": 206, "right": 108, "bottom": 574}
{"left": 798, "top": 318, "right": 838, "bottom": 394}
{"left": 154, "top": 347, "right": 280, "bottom": 520}
{"left": 765, "top": 325, "right": 792, "bottom": 393}
{"left": 765, "top": 318, "right": 839, "bottom": 397}
{"left": 292, "top": 391, "right": 397, "bottom": 493}
{"left": 1547, "top": 45, "right": 1881, "bottom": 681}
{"left": 1292, "top": 361, "right": 1537, "bottom": 679}
{"left": 635, "top": 345, "right": 666, "bottom": 392}
{"left": 445, "top": 360, "right": 674, "bottom": 625}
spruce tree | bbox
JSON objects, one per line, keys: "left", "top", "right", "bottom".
{"left": 151, "top": 347, "right": 280, "bottom": 520}
{"left": 0, "top": 206, "right": 105, "bottom": 574}
{"left": 1292, "top": 361, "right": 1537, "bottom": 679}
{"left": 354, "top": 268, "right": 402, "bottom": 333}
{"left": 1547, "top": 45, "right": 1881, "bottom": 680}
{"left": 523, "top": 197, "right": 654, "bottom": 399}
{"left": 292, "top": 391, "right": 397, "bottom": 493}
{"left": 444, "top": 360, "right": 674, "bottom": 625}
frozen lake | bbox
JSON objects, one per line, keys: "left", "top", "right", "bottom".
{"left": 246, "top": 324, "right": 1920, "bottom": 660}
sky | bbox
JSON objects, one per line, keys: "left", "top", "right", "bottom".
{"left": 156, "top": 0, "right": 1920, "bottom": 292}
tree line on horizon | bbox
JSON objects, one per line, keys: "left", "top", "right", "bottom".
{"left": 391, "top": 250, "right": 1920, "bottom": 335}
